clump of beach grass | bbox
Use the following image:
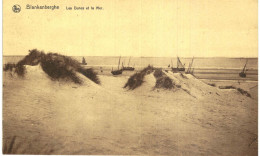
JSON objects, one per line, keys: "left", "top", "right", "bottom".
{"left": 3, "top": 136, "right": 17, "bottom": 154}
{"left": 218, "top": 85, "right": 251, "bottom": 98}
{"left": 78, "top": 68, "right": 100, "bottom": 84}
{"left": 3, "top": 136, "right": 55, "bottom": 154}
{"left": 153, "top": 69, "right": 174, "bottom": 89}
{"left": 3, "top": 63, "right": 26, "bottom": 77}
{"left": 3, "top": 49, "right": 100, "bottom": 84}
{"left": 17, "top": 49, "right": 45, "bottom": 66}
{"left": 40, "top": 52, "right": 82, "bottom": 84}
{"left": 3, "top": 63, "right": 16, "bottom": 72}
{"left": 124, "top": 65, "right": 154, "bottom": 90}
{"left": 207, "top": 83, "right": 216, "bottom": 87}
{"left": 236, "top": 88, "right": 251, "bottom": 97}
{"left": 124, "top": 66, "right": 176, "bottom": 90}
{"left": 218, "top": 85, "right": 236, "bottom": 89}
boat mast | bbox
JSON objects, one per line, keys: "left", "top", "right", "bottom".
{"left": 177, "top": 56, "right": 183, "bottom": 68}
{"left": 118, "top": 56, "right": 121, "bottom": 70}
{"left": 177, "top": 56, "right": 179, "bottom": 68}
{"left": 128, "top": 57, "right": 131, "bottom": 67}
{"left": 189, "top": 57, "right": 194, "bottom": 70}
{"left": 187, "top": 57, "right": 194, "bottom": 73}
{"left": 242, "top": 59, "right": 248, "bottom": 73}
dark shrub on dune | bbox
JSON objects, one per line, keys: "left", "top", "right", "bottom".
{"left": 3, "top": 63, "right": 26, "bottom": 77}
{"left": 218, "top": 86, "right": 236, "bottom": 89}
{"left": 218, "top": 85, "right": 251, "bottom": 97}
{"left": 78, "top": 68, "right": 100, "bottom": 84}
{"left": 155, "top": 76, "right": 174, "bottom": 89}
{"left": 4, "top": 49, "right": 44, "bottom": 77}
{"left": 154, "top": 69, "right": 174, "bottom": 89}
{"left": 141, "top": 65, "right": 154, "bottom": 74}
{"left": 17, "top": 49, "right": 45, "bottom": 66}
{"left": 180, "top": 73, "right": 188, "bottom": 79}
{"left": 3, "top": 49, "right": 100, "bottom": 84}
{"left": 153, "top": 68, "right": 164, "bottom": 78}
{"left": 124, "top": 66, "right": 176, "bottom": 90}
{"left": 40, "top": 52, "right": 101, "bottom": 84}
{"left": 124, "top": 72, "right": 145, "bottom": 90}
{"left": 3, "top": 63, "right": 16, "bottom": 72}
{"left": 40, "top": 52, "right": 82, "bottom": 84}
{"left": 236, "top": 88, "right": 251, "bottom": 97}
{"left": 207, "top": 83, "right": 216, "bottom": 87}
{"left": 124, "top": 65, "right": 155, "bottom": 90}
{"left": 14, "top": 63, "right": 26, "bottom": 77}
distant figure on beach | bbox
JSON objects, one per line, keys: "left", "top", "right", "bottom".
{"left": 100, "top": 67, "right": 103, "bottom": 73}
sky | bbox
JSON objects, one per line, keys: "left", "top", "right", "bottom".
{"left": 3, "top": 0, "right": 258, "bottom": 57}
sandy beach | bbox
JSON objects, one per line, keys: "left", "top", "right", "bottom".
{"left": 3, "top": 0, "right": 258, "bottom": 154}
{"left": 3, "top": 63, "right": 258, "bottom": 155}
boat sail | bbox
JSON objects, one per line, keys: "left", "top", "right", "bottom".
{"left": 81, "top": 57, "right": 87, "bottom": 65}
{"left": 111, "top": 56, "right": 123, "bottom": 75}
{"left": 122, "top": 57, "right": 135, "bottom": 71}
{"left": 239, "top": 59, "right": 248, "bottom": 78}
{"left": 186, "top": 57, "right": 194, "bottom": 74}
{"left": 172, "top": 56, "right": 185, "bottom": 72}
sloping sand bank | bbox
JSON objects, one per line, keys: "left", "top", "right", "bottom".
{"left": 3, "top": 66, "right": 257, "bottom": 155}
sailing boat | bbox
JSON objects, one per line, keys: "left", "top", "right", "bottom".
{"left": 122, "top": 57, "right": 135, "bottom": 71}
{"left": 111, "top": 56, "right": 123, "bottom": 75}
{"left": 186, "top": 57, "right": 194, "bottom": 74}
{"left": 239, "top": 59, "right": 248, "bottom": 78}
{"left": 82, "top": 57, "right": 87, "bottom": 65}
{"left": 172, "top": 56, "right": 185, "bottom": 72}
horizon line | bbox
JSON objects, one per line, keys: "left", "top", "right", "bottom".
{"left": 2, "top": 55, "right": 258, "bottom": 59}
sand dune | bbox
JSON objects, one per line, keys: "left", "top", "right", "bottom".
{"left": 3, "top": 65, "right": 257, "bottom": 155}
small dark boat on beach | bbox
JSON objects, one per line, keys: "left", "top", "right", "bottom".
{"left": 111, "top": 69, "right": 123, "bottom": 75}
{"left": 239, "top": 59, "right": 248, "bottom": 78}
{"left": 111, "top": 56, "right": 123, "bottom": 75}
{"left": 123, "top": 66, "right": 135, "bottom": 71}
{"left": 122, "top": 57, "right": 135, "bottom": 71}
{"left": 172, "top": 57, "right": 185, "bottom": 72}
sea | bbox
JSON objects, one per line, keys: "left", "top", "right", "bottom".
{"left": 3, "top": 56, "right": 258, "bottom": 81}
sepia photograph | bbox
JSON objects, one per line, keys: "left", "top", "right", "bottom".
{"left": 2, "top": 0, "right": 258, "bottom": 155}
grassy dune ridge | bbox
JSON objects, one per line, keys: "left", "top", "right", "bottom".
{"left": 3, "top": 49, "right": 100, "bottom": 84}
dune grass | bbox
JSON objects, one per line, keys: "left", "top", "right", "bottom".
{"left": 180, "top": 73, "right": 188, "bottom": 79}
{"left": 218, "top": 86, "right": 236, "bottom": 89}
{"left": 17, "top": 49, "right": 45, "bottom": 66}
{"left": 3, "top": 136, "right": 17, "bottom": 154}
{"left": 3, "top": 136, "right": 55, "bottom": 154}
{"left": 236, "top": 88, "right": 251, "bottom": 97}
{"left": 78, "top": 68, "right": 100, "bottom": 84}
{"left": 124, "top": 65, "right": 154, "bottom": 90}
{"left": 15, "top": 63, "right": 26, "bottom": 77}
{"left": 153, "top": 69, "right": 174, "bottom": 89}
{"left": 124, "top": 67, "right": 175, "bottom": 90}
{"left": 40, "top": 52, "right": 82, "bottom": 84}
{"left": 3, "top": 49, "right": 100, "bottom": 84}
{"left": 153, "top": 68, "right": 164, "bottom": 78}
{"left": 3, "top": 63, "right": 26, "bottom": 77}
{"left": 218, "top": 85, "right": 251, "bottom": 97}
{"left": 3, "top": 63, "right": 16, "bottom": 72}
{"left": 207, "top": 83, "right": 216, "bottom": 87}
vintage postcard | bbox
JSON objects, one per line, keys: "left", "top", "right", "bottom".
{"left": 2, "top": 0, "right": 258, "bottom": 155}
